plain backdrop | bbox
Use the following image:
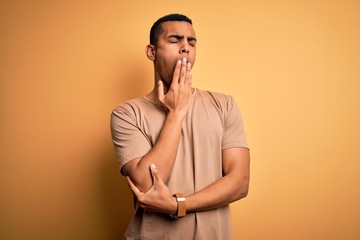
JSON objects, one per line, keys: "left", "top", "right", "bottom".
{"left": 1, "top": 0, "right": 359, "bottom": 239}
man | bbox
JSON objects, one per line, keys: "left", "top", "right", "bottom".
{"left": 111, "top": 13, "right": 250, "bottom": 239}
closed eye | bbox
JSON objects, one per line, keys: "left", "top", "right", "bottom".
{"left": 188, "top": 37, "right": 197, "bottom": 46}
{"left": 189, "top": 40, "right": 196, "bottom": 46}
{"left": 168, "top": 35, "right": 183, "bottom": 43}
{"left": 167, "top": 35, "right": 197, "bottom": 46}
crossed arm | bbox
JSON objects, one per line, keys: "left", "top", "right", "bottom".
{"left": 127, "top": 147, "right": 250, "bottom": 215}
{"left": 185, "top": 147, "right": 250, "bottom": 212}
{"left": 121, "top": 58, "right": 250, "bottom": 215}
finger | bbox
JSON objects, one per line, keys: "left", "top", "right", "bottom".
{"left": 186, "top": 62, "right": 192, "bottom": 86}
{"left": 179, "top": 58, "right": 187, "bottom": 86}
{"left": 126, "top": 176, "right": 141, "bottom": 198}
{"left": 149, "top": 163, "right": 163, "bottom": 187}
{"left": 171, "top": 59, "right": 181, "bottom": 88}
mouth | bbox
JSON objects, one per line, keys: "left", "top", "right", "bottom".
{"left": 178, "top": 58, "right": 190, "bottom": 65}
{"left": 180, "top": 57, "right": 187, "bottom": 61}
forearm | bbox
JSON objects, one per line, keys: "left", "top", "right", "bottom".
{"left": 186, "top": 172, "right": 249, "bottom": 212}
{"left": 126, "top": 148, "right": 250, "bottom": 216}
{"left": 186, "top": 147, "right": 250, "bottom": 212}
{"left": 124, "top": 111, "right": 184, "bottom": 192}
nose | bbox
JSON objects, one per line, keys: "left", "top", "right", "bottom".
{"left": 180, "top": 42, "right": 190, "bottom": 54}
{"left": 181, "top": 48, "right": 189, "bottom": 54}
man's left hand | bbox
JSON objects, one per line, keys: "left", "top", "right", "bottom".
{"left": 127, "top": 164, "right": 177, "bottom": 215}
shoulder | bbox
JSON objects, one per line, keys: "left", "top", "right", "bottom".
{"left": 112, "top": 97, "right": 148, "bottom": 116}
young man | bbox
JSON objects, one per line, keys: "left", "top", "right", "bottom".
{"left": 111, "top": 14, "right": 250, "bottom": 239}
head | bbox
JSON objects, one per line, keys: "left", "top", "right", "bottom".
{"left": 146, "top": 14, "right": 197, "bottom": 87}
{"left": 149, "top": 14, "right": 193, "bottom": 46}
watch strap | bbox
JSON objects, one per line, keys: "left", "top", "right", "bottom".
{"left": 173, "top": 193, "right": 186, "bottom": 217}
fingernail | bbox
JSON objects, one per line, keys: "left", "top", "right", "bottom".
{"left": 150, "top": 163, "right": 156, "bottom": 169}
{"left": 177, "top": 59, "right": 181, "bottom": 64}
{"left": 183, "top": 58, "right": 187, "bottom": 63}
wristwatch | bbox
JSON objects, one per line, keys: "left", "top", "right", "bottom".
{"left": 170, "top": 193, "right": 186, "bottom": 219}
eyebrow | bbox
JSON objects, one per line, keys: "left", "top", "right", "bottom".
{"left": 168, "top": 34, "right": 197, "bottom": 42}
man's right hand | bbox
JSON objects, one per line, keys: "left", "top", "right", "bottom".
{"left": 158, "top": 58, "right": 192, "bottom": 118}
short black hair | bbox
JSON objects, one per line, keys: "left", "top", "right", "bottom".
{"left": 150, "top": 14, "right": 192, "bottom": 45}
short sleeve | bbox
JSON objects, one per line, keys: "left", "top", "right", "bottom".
{"left": 110, "top": 104, "right": 152, "bottom": 174}
{"left": 221, "top": 96, "right": 249, "bottom": 150}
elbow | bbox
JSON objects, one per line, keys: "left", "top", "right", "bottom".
{"left": 239, "top": 186, "right": 249, "bottom": 199}
{"left": 234, "top": 176, "right": 250, "bottom": 201}
{"left": 128, "top": 174, "right": 152, "bottom": 193}
{"left": 122, "top": 160, "right": 153, "bottom": 192}
{"left": 129, "top": 166, "right": 154, "bottom": 193}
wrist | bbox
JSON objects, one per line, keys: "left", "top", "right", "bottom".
{"left": 166, "top": 111, "right": 186, "bottom": 124}
{"left": 170, "top": 195, "right": 177, "bottom": 215}
{"left": 170, "top": 193, "right": 186, "bottom": 219}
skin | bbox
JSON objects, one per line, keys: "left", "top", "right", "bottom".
{"left": 123, "top": 21, "right": 250, "bottom": 215}
{"left": 148, "top": 21, "right": 197, "bottom": 91}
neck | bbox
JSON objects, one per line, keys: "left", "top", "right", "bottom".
{"left": 146, "top": 69, "right": 170, "bottom": 101}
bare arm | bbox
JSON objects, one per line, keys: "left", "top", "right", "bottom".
{"left": 122, "top": 58, "right": 192, "bottom": 192}
{"left": 186, "top": 147, "right": 250, "bottom": 212}
{"left": 127, "top": 147, "right": 250, "bottom": 214}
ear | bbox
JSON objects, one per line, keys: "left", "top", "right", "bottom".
{"left": 145, "top": 44, "right": 156, "bottom": 61}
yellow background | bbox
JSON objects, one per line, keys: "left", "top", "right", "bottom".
{"left": 1, "top": 0, "right": 359, "bottom": 239}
